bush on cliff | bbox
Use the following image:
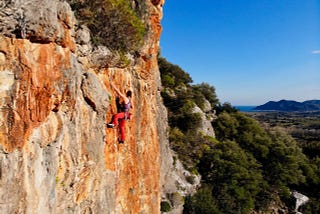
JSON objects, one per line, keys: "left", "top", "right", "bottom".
{"left": 67, "top": 0, "right": 146, "bottom": 52}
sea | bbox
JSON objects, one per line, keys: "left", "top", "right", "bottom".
{"left": 234, "top": 106, "right": 257, "bottom": 112}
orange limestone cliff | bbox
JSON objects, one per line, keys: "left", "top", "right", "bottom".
{"left": 0, "top": 0, "right": 165, "bottom": 213}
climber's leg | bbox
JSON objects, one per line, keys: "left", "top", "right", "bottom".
{"left": 108, "top": 112, "right": 125, "bottom": 128}
{"left": 119, "top": 119, "right": 126, "bottom": 143}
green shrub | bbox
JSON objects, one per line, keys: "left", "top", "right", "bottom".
{"left": 162, "top": 74, "right": 175, "bottom": 87}
{"left": 68, "top": 0, "right": 146, "bottom": 52}
{"left": 169, "top": 129, "right": 215, "bottom": 172}
{"left": 198, "top": 140, "right": 265, "bottom": 214}
{"left": 160, "top": 201, "right": 171, "bottom": 212}
{"left": 183, "top": 185, "right": 219, "bottom": 214}
{"left": 159, "top": 57, "right": 193, "bottom": 87}
{"left": 192, "top": 83, "right": 219, "bottom": 108}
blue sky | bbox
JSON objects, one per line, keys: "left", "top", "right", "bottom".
{"left": 160, "top": 0, "right": 320, "bottom": 105}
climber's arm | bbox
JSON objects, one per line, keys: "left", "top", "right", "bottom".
{"left": 111, "top": 82, "right": 129, "bottom": 104}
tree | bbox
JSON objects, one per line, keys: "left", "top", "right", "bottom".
{"left": 192, "top": 83, "right": 219, "bottom": 108}
{"left": 198, "top": 140, "right": 265, "bottom": 214}
{"left": 264, "top": 129, "right": 308, "bottom": 189}
{"left": 184, "top": 185, "right": 219, "bottom": 214}
{"left": 159, "top": 57, "right": 193, "bottom": 87}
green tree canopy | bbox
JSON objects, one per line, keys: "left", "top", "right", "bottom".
{"left": 158, "top": 57, "right": 193, "bottom": 87}
{"left": 199, "top": 140, "right": 266, "bottom": 214}
{"left": 192, "top": 83, "right": 219, "bottom": 108}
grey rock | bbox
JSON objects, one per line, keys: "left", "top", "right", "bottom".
{"left": 0, "top": 0, "right": 75, "bottom": 46}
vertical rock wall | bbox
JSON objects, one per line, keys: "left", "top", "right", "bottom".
{"left": 0, "top": 0, "right": 165, "bottom": 213}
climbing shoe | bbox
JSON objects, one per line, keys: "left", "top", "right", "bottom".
{"left": 107, "top": 123, "right": 115, "bottom": 128}
{"left": 119, "top": 140, "right": 124, "bottom": 144}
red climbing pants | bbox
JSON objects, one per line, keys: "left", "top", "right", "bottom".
{"left": 111, "top": 112, "right": 128, "bottom": 141}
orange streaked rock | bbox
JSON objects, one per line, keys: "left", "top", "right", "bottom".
{"left": 0, "top": 0, "right": 166, "bottom": 213}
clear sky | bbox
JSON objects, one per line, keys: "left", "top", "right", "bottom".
{"left": 160, "top": 0, "right": 320, "bottom": 105}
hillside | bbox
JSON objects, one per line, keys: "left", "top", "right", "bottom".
{"left": 254, "top": 99, "right": 320, "bottom": 112}
{"left": 159, "top": 57, "right": 320, "bottom": 213}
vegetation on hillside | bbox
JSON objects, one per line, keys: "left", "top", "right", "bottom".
{"left": 250, "top": 111, "right": 320, "bottom": 159}
{"left": 159, "top": 57, "right": 219, "bottom": 172}
{"left": 67, "top": 0, "right": 146, "bottom": 52}
{"left": 249, "top": 111, "right": 320, "bottom": 213}
{"left": 159, "top": 57, "right": 320, "bottom": 213}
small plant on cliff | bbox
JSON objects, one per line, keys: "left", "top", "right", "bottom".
{"left": 67, "top": 0, "right": 146, "bottom": 52}
{"left": 160, "top": 201, "right": 172, "bottom": 212}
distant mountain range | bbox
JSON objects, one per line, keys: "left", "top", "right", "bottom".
{"left": 254, "top": 100, "right": 320, "bottom": 112}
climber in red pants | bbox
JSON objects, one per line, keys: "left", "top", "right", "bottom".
{"left": 107, "top": 82, "right": 133, "bottom": 144}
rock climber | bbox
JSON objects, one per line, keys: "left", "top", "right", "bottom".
{"left": 107, "top": 82, "right": 133, "bottom": 144}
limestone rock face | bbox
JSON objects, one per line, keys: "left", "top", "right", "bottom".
{"left": 192, "top": 105, "right": 216, "bottom": 138}
{"left": 0, "top": 0, "right": 167, "bottom": 213}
